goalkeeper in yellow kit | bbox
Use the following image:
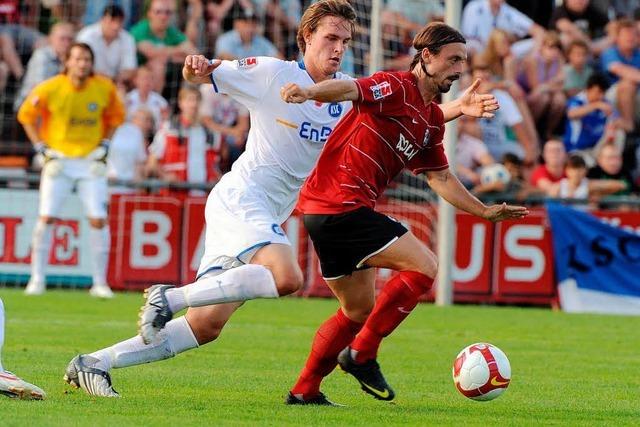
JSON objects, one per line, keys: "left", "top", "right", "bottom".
{"left": 17, "top": 42, "right": 125, "bottom": 298}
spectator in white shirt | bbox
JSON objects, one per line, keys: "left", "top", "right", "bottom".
{"left": 107, "top": 108, "right": 154, "bottom": 194}
{"left": 77, "top": 4, "right": 137, "bottom": 85}
{"left": 126, "top": 65, "right": 170, "bottom": 131}
{"left": 461, "top": 0, "right": 546, "bottom": 56}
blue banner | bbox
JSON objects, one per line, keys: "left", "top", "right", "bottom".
{"left": 547, "top": 203, "right": 640, "bottom": 314}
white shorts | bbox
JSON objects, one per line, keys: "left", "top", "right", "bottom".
{"left": 39, "top": 157, "right": 108, "bottom": 219}
{"left": 196, "top": 183, "right": 291, "bottom": 280}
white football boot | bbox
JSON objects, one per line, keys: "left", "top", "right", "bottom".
{"left": 24, "top": 279, "right": 46, "bottom": 296}
{"left": 0, "top": 370, "right": 46, "bottom": 400}
{"left": 138, "top": 285, "right": 174, "bottom": 345}
{"left": 64, "top": 355, "right": 119, "bottom": 397}
{"left": 89, "top": 283, "right": 114, "bottom": 299}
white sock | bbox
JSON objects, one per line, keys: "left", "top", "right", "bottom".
{"left": 31, "top": 221, "right": 53, "bottom": 283}
{"left": 89, "top": 226, "right": 110, "bottom": 286}
{"left": 89, "top": 316, "right": 199, "bottom": 371}
{"left": 165, "top": 264, "right": 278, "bottom": 313}
{"left": 0, "top": 298, "right": 4, "bottom": 371}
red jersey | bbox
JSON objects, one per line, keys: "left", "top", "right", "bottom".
{"left": 530, "top": 165, "right": 565, "bottom": 187}
{"left": 298, "top": 71, "right": 448, "bottom": 214}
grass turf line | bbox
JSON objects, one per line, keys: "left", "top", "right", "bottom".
{"left": 0, "top": 288, "right": 639, "bottom": 426}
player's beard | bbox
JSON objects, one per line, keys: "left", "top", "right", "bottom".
{"left": 438, "top": 75, "right": 460, "bottom": 93}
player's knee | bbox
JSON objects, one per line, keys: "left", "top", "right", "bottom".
{"left": 274, "top": 269, "right": 304, "bottom": 296}
{"left": 342, "top": 302, "right": 373, "bottom": 324}
{"left": 185, "top": 312, "right": 225, "bottom": 345}
{"left": 413, "top": 256, "right": 438, "bottom": 279}
{"left": 401, "top": 270, "right": 435, "bottom": 295}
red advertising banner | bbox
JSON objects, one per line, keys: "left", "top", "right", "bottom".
{"left": 493, "top": 211, "right": 556, "bottom": 302}
{"left": 452, "top": 214, "right": 495, "bottom": 296}
{"left": 3, "top": 188, "right": 635, "bottom": 305}
{"left": 181, "top": 197, "right": 207, "bottom": 284}
{"left": 108, "top": 195, "right": 183, "bottom": 290}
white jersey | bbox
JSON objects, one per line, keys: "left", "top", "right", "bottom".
{"left": 209, "top": 56, "right": 352, "bottom": 223}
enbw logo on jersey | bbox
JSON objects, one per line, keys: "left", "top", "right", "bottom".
{"left": 328, "top": 102, "right": 342, "bottom": 118}
{"left": 299, "top": 122, "right": 333, "bottom": 143}
{"left": 87, "top": 102, "right": 98, "bottom": 112}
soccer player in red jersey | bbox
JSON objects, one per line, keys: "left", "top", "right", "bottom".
{"left": 280, "top": 22, "right": 529, "bottom": 404}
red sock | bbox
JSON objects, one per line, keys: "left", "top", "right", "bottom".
{"left": 351, "top": 271, "right": 433, "bottom": 363}
{"left": 290, "top": 308, "right": 363, "bottom": 399}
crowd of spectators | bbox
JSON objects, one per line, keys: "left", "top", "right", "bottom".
{"left": 0, "top": 0, "right": 639, "bottom": 206}
{"left": 456, "top": 0, "right": 640, "bottom": 206}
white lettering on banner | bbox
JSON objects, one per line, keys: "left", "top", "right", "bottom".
{"left": 130, "top": 211, "right": 172, "bottom": 268}
{"left": 453, "top": 223, "right": 486, "bottom": 282}
{"left": 54, "top": 224, "right": 79, "bottom": 262}
{"left": 191, "top": 227, "right": 206, "bottom": 272}
{"left": 504, "top": 225, "right": 544, "bottom": 282}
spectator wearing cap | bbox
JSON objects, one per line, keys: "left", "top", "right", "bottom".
{"left": 130, "top": 0, "right": 198, "bottom": 92}
{"left": 77, "top": 5, "right": 137, "bottom": 85}
{"left": 215, "top": 8, "right": 280, "bottom": 60}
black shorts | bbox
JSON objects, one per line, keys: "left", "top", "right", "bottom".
{"left": 303, "top": 207, "right": 408, "bottom": 279}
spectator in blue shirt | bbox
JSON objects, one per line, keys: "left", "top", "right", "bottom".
{"left": 565, "top": 73, "right": 626, "bottom": 166}
{"left": 215, "top": 9, "right": 281, "bottom": 60}
{"left": 600, "top": 19, "right": 640, "bottom": 132}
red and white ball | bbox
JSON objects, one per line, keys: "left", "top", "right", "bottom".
{"left": 452, "top": 343, "right": 511, "bottom": 401}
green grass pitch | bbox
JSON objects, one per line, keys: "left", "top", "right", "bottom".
{"left": 0, "top": 288, "right": 639, "bottom": 426}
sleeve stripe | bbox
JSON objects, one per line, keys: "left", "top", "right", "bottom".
{"left": 354, "top": 79, "right": 365, "bottom": 102}
{"left": 209, "top": 73, "right": 219, "bottom": 93}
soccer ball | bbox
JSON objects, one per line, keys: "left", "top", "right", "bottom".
{"left": 452, "top": 343, "right": 511, "bottom": 401}
{"left": 480, "top": 164, "right": 511, "bottom": 186}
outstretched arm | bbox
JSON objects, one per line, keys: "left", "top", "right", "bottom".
{"left": 183, "top": 54, "right": 223, "bottom": 85}
{"left": 426, "top": 168, "right": 529, "bottom": 222}
{"left": 440, "top": 79, "right": 499, "bottom": 122}
{"left": 280, "top": 79, "right": 359, "bottom": 103}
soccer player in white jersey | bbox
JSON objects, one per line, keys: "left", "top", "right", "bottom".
{"left": 64, "top": 0, "right": 498, "bottom": 400}
{"left": 0, "top": 298, "right": 45, "bottom": 399}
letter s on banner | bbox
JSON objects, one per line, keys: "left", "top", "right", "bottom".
{"left": 504, "top": 225, "right": 545, "bottom": 282}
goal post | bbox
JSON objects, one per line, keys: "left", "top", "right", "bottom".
{"left": 436, "top": 0, "right": 463, "bottom": 306}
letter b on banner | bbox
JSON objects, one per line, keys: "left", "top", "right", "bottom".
{"left": 130, "top": 211, "right": 172, "bottom": 268}
{"left": 109, "top": 196, "right": 182, "bottom": 289}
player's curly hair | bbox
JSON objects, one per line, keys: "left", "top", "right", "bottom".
{"left": 297, "top": 0, "right": 357, "bottom": 55}
{"left": 410, "top": 22, "right": 466, "bottom": 71}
